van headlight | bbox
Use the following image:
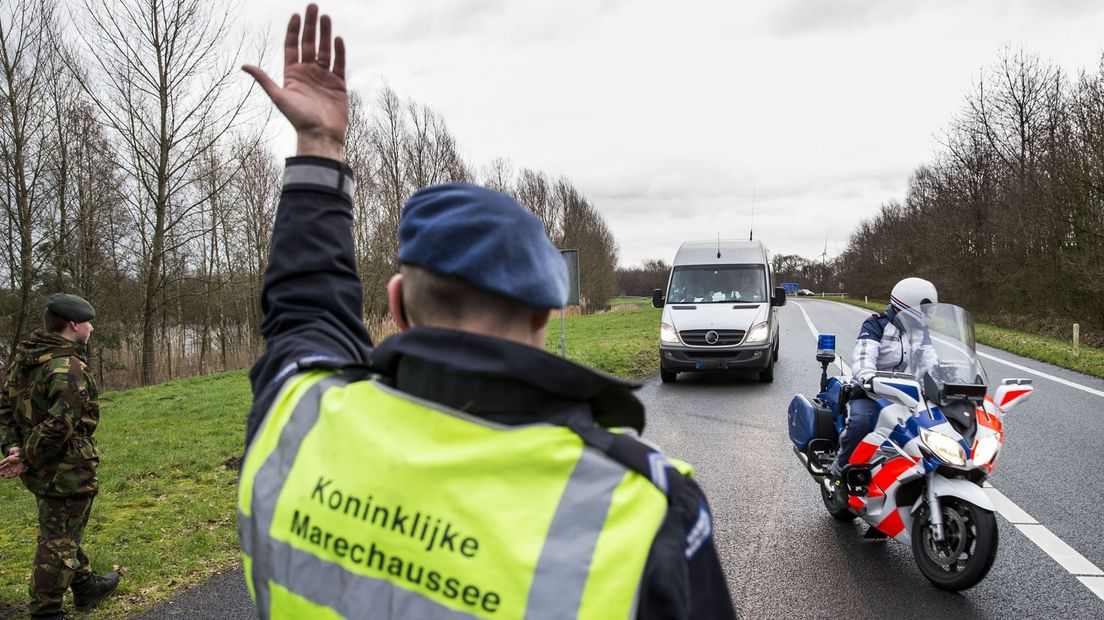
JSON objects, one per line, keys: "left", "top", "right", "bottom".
{"left": 744, "top": 321, "right": 769, "bottom": 344}
{"left": 660, "top": 323, "right": 680, "bottom": 344}
{"left": 920, "top": 428, "right": 967, "bottom": 466}
{"left": 972, "top": 434, "right": 1001, "bottom": 466}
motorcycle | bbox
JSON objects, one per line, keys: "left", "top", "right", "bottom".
{"left": 787, "top": 303, "right": 1034, "bottom": 591}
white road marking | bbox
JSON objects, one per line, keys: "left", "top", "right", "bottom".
{"left": 975, "top": 352, "right": 1104, "bottom": 399}
{"left": 793, "top": 301, "right": 851, "bottom": 376}
{"left": 981, "top": 483, "right": 1037, "bottom": 524}
{"left": 819, "top": 299, "right": 1104, "bottom": 400}
{"left": 1080, "top": 577, "right": 1104, "bottom": 601}
{"left": 1014, "top": 525, "right": 1104, "bottom": 577}
{"left": 792, "top": 300, "right": 1104, "bottom": 602}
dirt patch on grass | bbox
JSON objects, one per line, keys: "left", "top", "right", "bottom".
{"left": 221, "top": 455, "right": 242, "bottom": 469}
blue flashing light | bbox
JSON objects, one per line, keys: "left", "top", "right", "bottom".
{"left": 816, "top": 334, "right": 836, "bottom": 355}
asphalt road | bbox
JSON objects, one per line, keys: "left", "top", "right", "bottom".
{"left": 641, "top": 299, "right": 1104, "bottom": 619}
{"left": 141, "top": 299, "right": 1104, "bottom": 618}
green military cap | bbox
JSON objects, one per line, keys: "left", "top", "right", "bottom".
{"left": 46, "top": 293, "right": 95, "bottom": 322}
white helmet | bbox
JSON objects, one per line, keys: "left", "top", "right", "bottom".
{"left": 890, "top": 277, "right": 937, "bottom": 313}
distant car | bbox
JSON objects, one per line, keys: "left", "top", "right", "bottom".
{"left": 797, "top": 289, "right": 815, "bottom": 296}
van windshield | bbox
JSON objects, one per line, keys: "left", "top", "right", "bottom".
{"left": 667, "top": 265, "right": 767, "bottom": 304}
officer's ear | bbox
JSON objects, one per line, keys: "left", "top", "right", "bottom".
{"left": 531, "top": 309, "right": 550, "bottom": 333}
{"left": 387, "top": 274, "right": 411, "bottom": 331}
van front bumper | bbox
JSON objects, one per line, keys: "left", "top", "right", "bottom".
{"left": 660, "top": 344, "right": 772, "bottom": 372}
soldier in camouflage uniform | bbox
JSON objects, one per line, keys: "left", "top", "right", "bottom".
{"left": 0, "top": 294, "right": 120, "bottom": 619}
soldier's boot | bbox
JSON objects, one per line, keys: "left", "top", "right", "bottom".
{"left": 71, "top": 571, "right": 120, "bottom": 611}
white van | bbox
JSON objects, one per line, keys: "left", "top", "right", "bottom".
{"left": 651, "top": 240, "right": 786, "bottom": 383}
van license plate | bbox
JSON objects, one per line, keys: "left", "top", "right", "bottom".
{"left": 695, "top": 360, "right": 727, "bottom": 370}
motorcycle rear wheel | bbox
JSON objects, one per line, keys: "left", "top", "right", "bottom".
{"left": 912, "top": 498, "right": 998, "bottom": 591}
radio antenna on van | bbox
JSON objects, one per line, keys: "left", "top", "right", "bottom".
{"left": 749, "top": 181, "right": 756, "bottom": 242}
{"left": 716, "top": 232, "right": 721, "bottom": 259}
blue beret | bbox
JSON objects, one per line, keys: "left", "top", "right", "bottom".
{"left": 398, "top": 183, "right": 569, "bottom": 309}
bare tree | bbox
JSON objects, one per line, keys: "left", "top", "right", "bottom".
{"left": 226, "top": 137, "right": 279, "bottom": 339}
{"left": 69, "top": 0, "right": 255, "bottom": 383}
{"left": 515, "top": 168, "right": 558, "bottom": 240}
{"left": 839, "top": 49, "right": 1104, "bottom": 345}
{"left": 554, "top": 177, "right": 618, "bottom": 312}
{"left": 481, "top": 157, "right": 514, "bottom": 193}
{"left": 0, "top": 0, "right": 61, "bottom": 354}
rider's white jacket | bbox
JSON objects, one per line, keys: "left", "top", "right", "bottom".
{"left": 853, "top": 309, "right": 937, "bottom": 383}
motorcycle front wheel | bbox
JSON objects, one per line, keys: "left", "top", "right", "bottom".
{"left": 911, "top": 497, "right": 998, "bottom": 591}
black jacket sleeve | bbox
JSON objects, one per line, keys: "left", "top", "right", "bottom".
{"left": 246, "top": 156, "right": 373, "bottom": 444}
{"left": 637, "top": 472, "right": 737, "bottom": 619}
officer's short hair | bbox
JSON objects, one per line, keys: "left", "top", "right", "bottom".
{"left": 402, "top": 264, "right": 539, "bottom": 328}
{"left": 42, "top": 308, "right": 69, "bottom": 333}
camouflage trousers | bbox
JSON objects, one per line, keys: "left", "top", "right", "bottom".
{"left": 29, "top": 494, "right": 95, "bottom": 616}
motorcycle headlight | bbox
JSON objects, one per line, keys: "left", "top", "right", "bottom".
{"left": 973, "top": 434, "right": 1001, "bottom": 466}
{"left": 920, "top": 428, "right": 967, "bottom": 466}
{"left": 660, "top": 322, "right": 680, "bottom": 344}
{"left": 745, "top": 321, "right": 770, "bottom": 344}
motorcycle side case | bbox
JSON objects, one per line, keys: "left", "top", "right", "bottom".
{"left": 788, "top": 394, "right": 837, "bottom": 451}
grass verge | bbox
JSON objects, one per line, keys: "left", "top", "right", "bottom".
{"left": 0, "top": 300, "right": 663, "bottom": 617}
{"left": 0, "top": 370, "right": 248, "bottom": 618}
{"left": 832, "top": 297, "right": 1104, "bottom": 381}
{"left": 544, "top": 297, "right": 661, "bottom": 379}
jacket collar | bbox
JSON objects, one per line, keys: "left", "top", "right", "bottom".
{"left": 368, "top": 327, "right": 645, "bottom": 432}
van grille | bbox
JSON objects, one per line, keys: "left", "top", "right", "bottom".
{"left": 679, "top": 329, "right": 745, "bottom": 346}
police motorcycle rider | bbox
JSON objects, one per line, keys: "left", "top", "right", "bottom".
{"left": 238, "top": 4, "right": 735, "bottom": 619}
{"left": 829, "top": 278, "right": 939, "bottom": 505}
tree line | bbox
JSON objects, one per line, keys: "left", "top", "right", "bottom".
{"left": 770, "top": 254, "right": 837, "bottom": 294}
{"left": 603, "top": 48, "right": 1104, "bottom": 353}
{"left": 617, "top": 255, "right": 838, "bottom": 298}
{"left": 0, "top": 0, "right": 619, "bottom": 390}
{"left": 836, "top": 49, "right": 1104, "bottom": 346}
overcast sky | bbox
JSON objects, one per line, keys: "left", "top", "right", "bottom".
{"left": 240, "top": 0, "right": 1104, "bottom": 267}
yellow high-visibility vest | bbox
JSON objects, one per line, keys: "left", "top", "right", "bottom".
{"left": 238, "top": 371, "right": 672, "bottom": 619}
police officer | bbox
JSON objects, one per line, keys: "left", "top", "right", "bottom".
{"left": 0, "top": 294, "right": 120, "bottom": 619}
{"left": 239, "top": 4, "right": 735, "bottom": 618}
{"left": 830, "top": 277, "right": 938, "bottom": 496}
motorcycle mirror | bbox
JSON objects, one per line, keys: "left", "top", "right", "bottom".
{"left": 923, "top": 372, "right": 942, "bottom": 404}
{"left": 651, "top": 289, "right": 664, "bottom": 308}
{"left": 993, "top": 382, "right": 1034, "bottom": 415}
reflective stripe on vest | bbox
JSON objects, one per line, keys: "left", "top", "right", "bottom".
{"left": 238, "top": 373, "right": 669, "bottom": 619}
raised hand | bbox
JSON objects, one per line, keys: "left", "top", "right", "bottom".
{"left": 243, "top": 3, "right": 348, "bottom": 160}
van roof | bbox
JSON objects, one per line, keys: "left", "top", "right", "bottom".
{"left": 673, "top": 240, "right": 769, "bottom": 266}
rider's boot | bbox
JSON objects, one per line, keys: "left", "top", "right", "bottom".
{"left": 828, "top": 462, "right": 848, "bottom": 507}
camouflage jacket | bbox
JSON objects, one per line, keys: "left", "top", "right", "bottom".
{"left": 0, "top": 329, "right": 99, "bottom": 497}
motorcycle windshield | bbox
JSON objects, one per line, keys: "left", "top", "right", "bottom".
{"left": 895, "top": 303, "right": 988, "bottom": 390}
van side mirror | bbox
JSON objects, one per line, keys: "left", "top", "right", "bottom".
{"left": 771, "top": 287, "right": 787, "bottom": 307}
{"left": 652, "top": 289, "right": 664, "bottom": 308}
